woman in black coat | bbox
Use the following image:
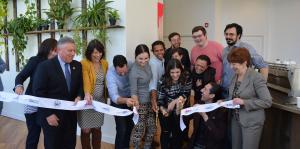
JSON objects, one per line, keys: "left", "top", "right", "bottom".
{"left": 14, "top": 38, "right": 57, "bottom": 149}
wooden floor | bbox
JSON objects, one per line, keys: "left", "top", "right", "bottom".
{"left": 0, "top": 116, "right": 114, "bottom": 149}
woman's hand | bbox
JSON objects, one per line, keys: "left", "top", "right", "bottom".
{"left": 132, "top": 95, "right": 140, "bottom": 109}
{"left": 176, "top": 97, "right": 184, "bottom": 115}
{"left": 160, "top": 106, "right": 169, "bottom": 117}
{"left": 233, "top": 98, "right": 245, "bottom": 105}
{"left": 84, "top": 93, "right": 93, "bottom": 105}
{"left": 167, "top": 100, "right": 177, "bottom": 112}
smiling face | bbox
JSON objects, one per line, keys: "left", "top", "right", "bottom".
{"left": 195, "top": 59, "right": 208, "bottom": 74}
{"left": 172, "top": 52, "right": 183, "bottom": 62}
{"left": 136, "top": 52, "right": 150, "bottom": 67}
{"left": 230, "top": 61, "right": 247, "bottom": 75}
{"left": 153, "top": 44, "right": 165, "bottom": 60}
{"left": 224, "top": 27, "right": 240, "bottom": 46}
{"left": 58, "top": 42, "right": 76, "bottom": 63}
{"left": 170, "top": 35, "right": 181, "bottom": 48}
{"left": 91, "top": 48, "right": 103, "bottom": 63}
{"left": 192, "top": 30, "right": 207, "bottom": 47}
{"left": 170, "top": 67, "right": 181, "bottom": 82}
{"left": 201, "top": 83, "right": 214, "bottom": 102}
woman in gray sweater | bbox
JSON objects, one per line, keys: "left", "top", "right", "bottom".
{"left": 129, "top": 44, "right": 154, "bottom": 149}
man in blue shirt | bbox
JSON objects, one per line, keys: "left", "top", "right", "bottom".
{"left": 106, "top": 55, "right": 135, "bottom": 149}
{"left": 149, "top": 40, "right": 166, "bottom": 148}
{"left": 221, "top": 23, "right": 268, "bottom": 149}
{"left": 222, "top": 23, "right": 268, "bottom": 99}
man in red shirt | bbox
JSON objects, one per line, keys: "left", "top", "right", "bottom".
{"left": 190, "top": 26, "right": 223, "bottom": 83}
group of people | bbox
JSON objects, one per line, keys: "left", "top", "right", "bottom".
{"left": 11, "top": 22, "right": 272, "bottom": 149}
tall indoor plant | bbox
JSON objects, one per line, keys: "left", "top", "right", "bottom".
{"left": 73, "top": 0, "right": 114, "bottom": 53}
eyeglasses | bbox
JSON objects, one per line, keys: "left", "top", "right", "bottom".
{"left": 192, "top": 35, "right": 203, "bottom": 39}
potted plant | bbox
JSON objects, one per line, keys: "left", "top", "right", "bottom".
{"left": 73, "top": 0, "right": 114, "bottom": 51}
{"left": 7, "top": 14, "right": 37, "bottom": 66}
{"left": 45, "top": 0, "right": 74, "bottom": 29}
{"left": 0, "top": 0, "right": 7, "bottom": 52}
{"left": 7, "top": 0, "right": 38, "bottom": 67}
{"left": 108, "top": 9, "right": 120, "bottom": 26}
{"left": 0, "top": 0, "right": 7, "bottom": 33}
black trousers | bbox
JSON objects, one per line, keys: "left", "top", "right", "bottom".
{"left": 39, "top": 110, "right": 77, "bottom": 149}
{"left": 25, "top": 113, "right": 41, "bottom": 149}
{"left": 112, "top": 102, "right": 133, "bottom": 149}
{"left": 159, "top": 112, "right": 184, "bottom": 149}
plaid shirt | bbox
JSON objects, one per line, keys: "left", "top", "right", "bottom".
{"left": 157, "top": 76, "right": 192, "bottom": 108}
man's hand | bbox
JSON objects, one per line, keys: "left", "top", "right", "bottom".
{"left": 151, "top": 101, "right": 158, "bottom": 113}
{"left": 217, "top": 99, "right": 224, "bottom": 105}
{"left": 46, "top": 114, "right": 59, "bottom": 126}
{"left": 126, "top": 98, "right": 136, "bottom": 107}
{"left": 200, "top": 112, "right": 208, "bottom": 121}
{"left": 15, "top": 86, "right": 24, "bottom": 95}
{"left": 150, "top": 90, "right": 158, "bottom": 112}
{"left": 73, "top": 96, "right": 81, "bottom": 105}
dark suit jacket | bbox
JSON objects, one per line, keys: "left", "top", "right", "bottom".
{"left": 15, "top": 56, "right": 46, "bottom": 95}
{"left": 164, "top": 47, "right": 191, "bottom": 71}
{"left": 32, "top": 56, "right": 83, "bottom": 122}
{"left": 187, "top": 108, "right": 227, "bottom": 149}
{"left": 191, "top": 67, "right": 216, "bottom": 103}
{"left": 228, "top": 68, "right": 272, "bottom": 127}
{"left": 0, "top": 58, "right": 6, "bottom": 91}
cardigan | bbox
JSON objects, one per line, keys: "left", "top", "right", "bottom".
{"left": 81, "top": 58, "right": 108, "bottom": 98}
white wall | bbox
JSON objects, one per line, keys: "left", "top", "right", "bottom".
{"left": 268, "top": 0, "right": 300, "bottom": 64}
{"left": 125, "top": 0, "right": 158, "bottom": 60}
{"left": 163, "top": 0, "right": 215, "bottom": 51}
{"left": 163, "top": 0, "right": 300, "bottom": 64}
{"left": 2, "top": 0, "right": 159, "bottom": 145}
{"left": 216, "top": 0, "right": 270, "bottom": 59}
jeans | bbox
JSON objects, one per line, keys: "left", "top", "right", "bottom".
{"left": 25, "top": 112, "right": 41, "bottom": 149}
{"left": 113, "top": 103, "right": 133, "bottom": 149}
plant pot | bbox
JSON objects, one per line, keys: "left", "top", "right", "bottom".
{"left": 42, "top": 24, "right": 50, "bottom": 30}
{"left": 37, "top": 25, "right": 43, "bottom": 31}
{"left": 56, "top": 21, "right": 64, "bottom": 29}
{"left": 109, "top": 18, "right": 117, "bottom": 26}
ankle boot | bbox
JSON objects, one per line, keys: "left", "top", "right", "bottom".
{"left": 91, "top": 128, "right": 101, "bottom": 149}
{"left": 81, "top": 131, "right": 91, "bottom": 149}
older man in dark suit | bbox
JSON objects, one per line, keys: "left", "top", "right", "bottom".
{"left": 33, "top": 37, "right": 83, "bottom": 149}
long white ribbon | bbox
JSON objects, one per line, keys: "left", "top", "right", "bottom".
{"left": 0, "top": 92, "right": 135, "bottom": 117}
{"left": 179, "top": 100, "right": 240, "bottom": 130}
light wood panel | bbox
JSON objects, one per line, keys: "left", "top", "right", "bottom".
{"left": 0, "top": 116, "right": 114, "bottom": 149}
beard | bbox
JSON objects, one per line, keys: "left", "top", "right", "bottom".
{"left": 226, "top": 38, "right": 237, "bottom": 46}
